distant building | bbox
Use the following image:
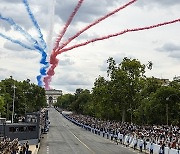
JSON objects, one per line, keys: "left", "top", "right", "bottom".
{"left": 154, "top": 78, "right": 170, "bottom": 86}
{"left": 173, "top": 76, "right": 180, "bottom": 81}
{"left": 45, "top": 89, "right": 62, "bottom": 106}
{"left": 0, "top": 113, "right": 40, "bottom": 141}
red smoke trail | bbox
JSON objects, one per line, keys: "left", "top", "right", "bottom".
{"left": 43, "top": 50, "right": 59, "bottom": 89}
{"left": 57, "top": 18, "right": 180, "bottom": 54}
{"left": 44, "top": 0, "right": 84, "bottom": 89}
{"left": 54, "top": 0, "right": 84, "bottom": 51}
{"left": 57, "top": 0, "right": 137, "bottom": 50}
{"left": 44, "top": 0, "right": 137, "bottom": 89}
{"left": 44, "top": 18, "right": 180, "bottom": 89}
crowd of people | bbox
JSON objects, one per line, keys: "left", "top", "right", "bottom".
{"left": 0, "top": 137, "right": 29, "bottom": 154}
{"left": 40, "top": 108, "right": 50, "bottom": 134}
{"left": 0, "top": 108, "right": 49, "bottom": 154}
{"left": 63, "top": 113, "right": 180, "bottom": 154}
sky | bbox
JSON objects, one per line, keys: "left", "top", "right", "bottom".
{"left": 0, "top": 0, "right": 180, "bottom": 94}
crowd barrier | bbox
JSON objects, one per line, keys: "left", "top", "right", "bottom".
{"left": 60, "top": 112, "right": 179, "bottom": 154}
{"left": 127, "top": 136, "right": 179, "bottom": 154}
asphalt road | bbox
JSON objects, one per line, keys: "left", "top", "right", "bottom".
{"left": 38, "top": 107, "right": 139, "bottom": 154}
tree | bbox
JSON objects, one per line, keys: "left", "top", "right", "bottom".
{"left": 71, "top": 89, "right": 91, "bottom": 114}
{"left": 50, "top": 56, "right": 180, "bottom": 126}
{"left": 0, "top": 77, "right": 47, "bottom": 119}
{"left": 91, "top": 76, "right": 113, "bottom": 119}
{"left": 134, "top": 77, "right": 162, "bottom": 124}
{"left": 141, "top": 86, "right": 180, "bottom": 125}
{"left": 106, "top": 57, "right": 146, "bottom": 122}
{"left": 56, "top": 93, "right": 75, "bottom": 110}
{"left": 0, "top": 96, "right": 5, "bottom": 115}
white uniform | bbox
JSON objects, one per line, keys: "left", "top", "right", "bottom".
{"left": 118, "top": 133, "right": 123, "bottom": 143}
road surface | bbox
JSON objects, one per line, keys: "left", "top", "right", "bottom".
{"left": 38, "top": 107, "right": 138, "bottom": 154}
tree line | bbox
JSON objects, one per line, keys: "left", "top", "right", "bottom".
{"left": 55, "top": 57, "right": 180, "bottom": 126}
{"left": 0, "top": 77, "right": 47, "bottom": 122}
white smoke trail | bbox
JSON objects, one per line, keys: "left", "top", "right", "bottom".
{"left": 46, "top": 0, "right": 56, "bottom": 56}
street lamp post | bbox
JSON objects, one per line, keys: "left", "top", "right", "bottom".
{"left": 23, "top": 91, "right": 28, "bottom": 115}
{"left": 12, "top": 84, "right": 16, "bottom": 123}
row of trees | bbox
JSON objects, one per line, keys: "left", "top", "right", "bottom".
{"left": 55, "top": 57, "right": 180, "bottom": 126}
{"left": 0, "top": 77, "right": 47, "bottom": 122}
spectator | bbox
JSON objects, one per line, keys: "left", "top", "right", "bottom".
{"left": 19, "top": 147, "right": 23, "bottom": 154}
{"left": 149, "top": 142, "right": 154, "bottom": 154}
{"left": 25, "top": 141, "right": 29, "bottom": 153}
{"left": 22, "top": 143, "right": 26, "bottom": 154}
{"left": 159, "top": 146, "right": 163, "bottom": 154}
{"left": 133, "top": 137, "right": 137, "bottom": 150}
{"left": 0, "top": 138, "right": 19, "bottom": 154}
{"left": 61, "top": 111, "right": 179, "bottom": 154}
{"left": 139, "top": 139, "right": 144, "bottom": 152}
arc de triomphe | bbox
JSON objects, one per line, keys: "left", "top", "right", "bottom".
{"left": 45, "top": 89, "right": 62, "bottom": 106}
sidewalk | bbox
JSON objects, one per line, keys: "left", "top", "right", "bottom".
{"left": 29, "top": 144, "right": 40, "bottom": 154}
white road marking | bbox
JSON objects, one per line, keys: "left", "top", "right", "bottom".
{"left": 47, "top": 133, "right": 49, "bottom": 154}
{"left": 68, "top": 129, "right": 95, "bottom": 154}
{"left": 47, "top": 146, "right": 49, "bottom": 154}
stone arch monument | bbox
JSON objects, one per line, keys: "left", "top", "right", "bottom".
{"left": 45, "top": 89, "right": 62, "bottom": 106}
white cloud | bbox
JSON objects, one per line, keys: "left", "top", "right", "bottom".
{"left": 137, "top": 0, "right": 180, "bottom": 7}
{"left": 59, "top": 57, "right": 75, "bottom": 66}
{"left": 4, "top": 41, "right": 26, "bottom": 51}
{"left": 157, "top": 42, "right": 180, "bottom": 52}
{"left": 50, "top": 71, "right": 92, "bottom": 93}
{"left": 156, "top": 42, "right": 180, "bottom": 59}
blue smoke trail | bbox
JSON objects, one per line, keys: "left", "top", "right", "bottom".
{"left": 22, "top": 0, "right": 50, "bottom": 87}
{"left": 36, "top": 75, "right": 43, "bottom": 86}
{"left": 36, "top": 64, "right": 49, "bottom": 86}
{"left": 0, "top": 1, "right": 49, "bottom": 87}
{"left": 0, "top": 33, "right": 35, "bottom": 50}
{"left": 0, "top": 13, "right": 49, "bottom": 86}
{"left": 0, "top": 14, "right": 38, "bottom": 45}
{"left": 33, "top": 45, "right": 49, "bottom": 86}
{"left": 36, "top": 65, "right": 49, "bottom": 86}
{"left": 23, "top": 0, "right": 47, "bottom": 50}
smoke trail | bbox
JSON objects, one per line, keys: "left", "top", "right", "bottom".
{"left": 23, "top": 0, "right": 50, "bottom": 86}
{"left": 1, "top": 0, "right": 49, "bottom": 87}
{"left": 23, "top": 0, "right": 47, "bottom": 50}
{"left": 58, "top": 18, "right": 180, "bottom": 53}
{"left": 33, "top": 44, "right": 49, "bottom": 86}
{"left": 46, "top": 0, "right": 56, "bottom": 55}
{"left": 0, "top": 14, "right": 38, "bottom": 46}
{"left": 45, "top": 18, "right": 180, "bottom": 89}
{"left": 44, "top": 0, "right": 134, "bottom": 89}
{"left": 43, "top": 0, "right": 84, "bottom": 89}
{"left": 37, "top": 64, "right": 49, "bottom": 86}
{"left": 43, "top": 51, "right": 59, "bottom": 89}
{"left": 0, "top": 14, "right": 45, "bottom": 62}
{"left": 58, "top": 0, "right": 137, "bottom": 50}
{"left": 0, "top": 33, "right": 35, "bottom": 50}
{"left": 0, "top": 31, "right": 49, "bottom": 86}
{"left": 54, "top": 0, "right": 84, "bottom": 51}
{"left": 34, "top": 45, "right": 48, "bottom": 65}
{"left": 36, "top": 75, "right": 43, "bottom": 86}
